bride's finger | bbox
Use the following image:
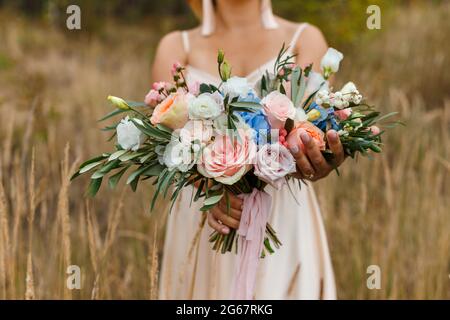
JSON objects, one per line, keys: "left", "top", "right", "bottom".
{"left": 327, "top": 130, "right": 345, "bottom": 165}
{"left": 211, "top": 206, "right": 240, "bottom": 229}
{"left": 290, "top": 147, "right": 315, "bottom": 178}
{"left": 301, "top": 132, "right": 331, "bottom": 173}
{"left": 207, "top": 210, "right": 229, "bottom": 235}
{"left": 218, "top": 200, "right": 242, "bottom": 220}
{"left": 226, "top": 193, "right": 243, "bottom": 210}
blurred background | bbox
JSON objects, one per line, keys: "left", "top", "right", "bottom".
{"left": 0, "top": 0, "right": 448, "bottom": 299}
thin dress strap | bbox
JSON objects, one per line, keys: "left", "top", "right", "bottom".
{"left": 181, "top": 30, "right": 190, "bottom": 54}
{"left": 286, "top": 23, "right": 309, "bottom": 55}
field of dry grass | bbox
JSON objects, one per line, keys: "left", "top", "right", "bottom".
{"left": 0, "top": 3, "right": 448, "bottom": 299}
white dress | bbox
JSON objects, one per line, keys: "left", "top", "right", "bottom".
{"left": 159, "top": 24, "right": 337, "bottom": 300}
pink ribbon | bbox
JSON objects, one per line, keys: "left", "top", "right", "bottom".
{"left": 231, "top": 188, "right": 272, "bottom": 300}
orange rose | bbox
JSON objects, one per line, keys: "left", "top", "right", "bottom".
{"left": 286, "top": 121, "right": 325, "bottom": 153}
{"left": 150, "top": 92, "right": 190, "bottom": 130}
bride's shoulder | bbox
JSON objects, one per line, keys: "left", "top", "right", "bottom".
{"left": 276, "top": 17, "right": 327, "bottom": 50}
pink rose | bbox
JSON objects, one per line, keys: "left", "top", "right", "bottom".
{"left": 286, "top": 121, "right": 325, "bottom": 153}
{"left": 197, "top": 131, "right": 257, "bottom": 185}
{"left": 254, "top": 143, "right": 297, "bottom": 189}
{"left": 261, "top": 90, "right": 296, "bottom": 130}
{"left": 334, "top": 108, "right": 352, "bottom": 120}
{"left": 144, "top": 89, "right": 162, "bottom": 107}
{"left": 370, "top": 125, "right": 380, "bottom": 135}
{"left": 150, "top": 92, "right": 191, "bottom": 129}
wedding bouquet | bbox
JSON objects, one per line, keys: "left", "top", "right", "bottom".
{"left": 72, "top": 45, "right": 397, "bottom": 299}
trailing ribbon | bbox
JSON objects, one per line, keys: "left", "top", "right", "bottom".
{"left": 231, "top": 188, "right": 272, "bottom": 300}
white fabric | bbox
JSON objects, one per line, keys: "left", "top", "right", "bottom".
{"left": 159, "top": 24, "right": 337, "bottom": 300}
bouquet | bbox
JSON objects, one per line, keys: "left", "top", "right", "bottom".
{"left": 72, "top": 45, "right": 397, "bottom": 299}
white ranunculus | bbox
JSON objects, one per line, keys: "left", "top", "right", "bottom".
{"left": 116, "top": 116, "right": 145, "bottom": 151}
{"left": 163, "top": 139, "right": 194, "bottom": 172}
{"left": 188, "top": 92, "right": 224, "bottom": 120}
{"left": 305, "top": 71, "right": 329, "bottom": 96}
{"left": 320, "top": 48, "right": 344, "bottom": 76}
{"left": 179, "top": 120, "right": 213, "bottom": 145}
{"left": 221, "top": 76, "right": 252, "bottom": 100}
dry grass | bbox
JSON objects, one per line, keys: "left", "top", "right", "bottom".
{"left": 0, "top": 3, "right": 448, "bottom": 299}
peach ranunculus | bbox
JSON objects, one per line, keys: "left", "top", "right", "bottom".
{"left": 197, "top": 130, "right": 257, "bottom": 185}
{"left": 286, "top": 121, "right": 325, "bottom": 153}
{"left": 261, "top": 90, "right": 296, "bottom": 130}
{"left": 150, "top": 93, "right": 191, "bottom": 130}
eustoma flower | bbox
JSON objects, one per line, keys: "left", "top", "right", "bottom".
{"left": 261, "top": 90, "right": 296, "bottom": 130}
{"left": 116, "top": 116, "right": 146, "bottom": 151}
{"left": 198, "top": 130, "right": 257, "bottom": 185}
{"left": 150, "top": 92, "right": 191, "bottom": 129}
{"left": 320, "top": 48, "right": 344, "bottom": 79}
{"left": 254, "top": 143, "right": 296, "bottom": 189}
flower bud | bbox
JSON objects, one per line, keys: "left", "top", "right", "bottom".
{"left": 108, "top": 96, "right": 130, "bottom": 110}
{"left": 217, "top": 49, "right": 225, "bottom": 64}
{"left": 220, "top": 60, "right": 232, "bottom": 81}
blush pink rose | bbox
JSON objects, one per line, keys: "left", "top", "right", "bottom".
{"left": 334, "top": 108, "right": 352, "bottom": 120}
{"left": 144, "top": 89, "right": 162, "bottom": 107}
{"left": 286, "top": 121, "right": 325, "bottom": 153}
{"left": 254, "top": 143, "right": 297, "bottom": 189}
{"left": 150, "top": 93, "right": 191, "bottom": 130}
{"left": 261, "top": 90, "right": 296, "bottom": 130}
{"left": 197, "top": 130, "right": 257, "bottom": 185}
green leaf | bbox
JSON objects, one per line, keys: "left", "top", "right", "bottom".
{"left": 86, "top": 178, "right": 102, "bottom": 197}
{"left": 119, "top": 151, "right": 147, "bottom": 162}
{"left": 203, "top": 194, "right": 224, "bottom": 206}
{"left": 294, "top": 73, "right": 306, "bottom": 107}
{"left": 91, "top": 159, "right": 121, "bottom": 179}
{"left": 229, "top": 101, "right": 261, "bottom": 109}
{"left": 290, "top": 67, "right": 302, "bottom": 102}
{"left": 125, "top": 100, "right": 147, "bottom": 108}
{"left": 126, "top": 164, "right": 151, "bottom": 185}
{"left": 108, "top": 150, "right": 128, "bottom": 161}
{"left": 108, "top": 166, "right": 129, "bottom": 190}
{"left": 98, "top": 109, "right": 126, "bottom": 122}
{"left": 143, "top": 163, "right": 165, "bottom": 177}
{"left": 79, "top": 161, "right": 104, "bottom": 174}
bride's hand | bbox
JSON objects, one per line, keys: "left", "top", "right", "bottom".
{"left": 207, "top": 193, "right": 243, "bottom": 235}
{"left": 291, "top": 129, "right": 345, "bottom": 181}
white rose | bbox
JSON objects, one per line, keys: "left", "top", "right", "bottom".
{"left": 221, "top": 76, "right": 252, "bottom": 100}
{"left": 188, "top": 92, "right": 224, "bottom": 120}
{"left": 320, "top": 48, "right": 344, "bottom": 77}
{"left": 116, "top": 116, "right": 146, "bottom": 151}
{"left": 163, "top": 139, "right": 194, "bottom": 172}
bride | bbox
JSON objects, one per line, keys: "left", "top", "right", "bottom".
{"left": 151, "top": 0, "right": 346, "bottom": 299}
